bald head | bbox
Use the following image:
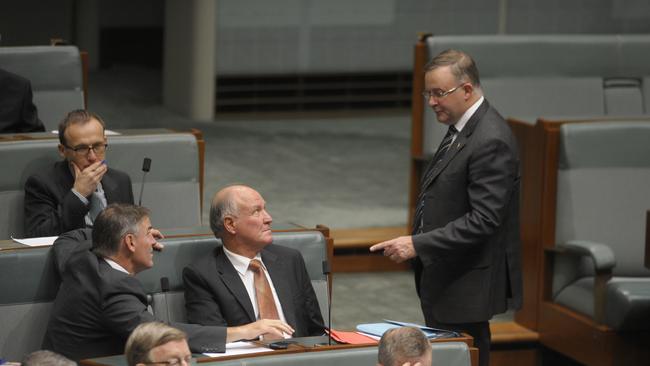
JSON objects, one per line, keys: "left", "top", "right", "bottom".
{"left": 209, "top": 185, "right": 273, "bottom": 257}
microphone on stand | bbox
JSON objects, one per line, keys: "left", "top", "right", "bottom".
{"left": 160, "top": 277, "right": 172, "bottom": 323}
{"left": 138, "top": 158, "right": 151, "bottom": 206}
{"left": 322, "top": 260, "right": 333, "bottom": 346}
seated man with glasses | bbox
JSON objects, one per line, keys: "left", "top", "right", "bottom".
{"left": 125, "top": 323, "right": 193, "bottom": 366}
{"left": 24, "top": 109, "right": 134, "bottom": 237}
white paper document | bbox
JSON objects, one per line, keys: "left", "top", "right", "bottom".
{"left": 203, "top": 341, "right": 272, "bottom": 358}
{"left": 11, "top": 236, "right": 58, "bottom": 247}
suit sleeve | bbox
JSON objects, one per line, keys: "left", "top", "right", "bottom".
{"left": 19, "top": 79, "right": 45, "bottom": 132}
{"left": 101, "top": 277, "right": 157, "bottom": 340}
{"left": 413, "top": 138, "right": 519, "bottom": 265}
{"left": 102, "top": 276, "right": 227, "bottom": 354}
{"left": 183, "top": 265, "right": 229, "bottom": 326}
{"left": 294, "top": 253, "right": 326, "bottom": 336}
{"left": 24, "top": 174, "right": 89, "bottom": 238}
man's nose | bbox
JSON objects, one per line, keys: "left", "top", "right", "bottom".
{"left": 263, "top": 210, "right": 272, "bottom": 223}
{"left": 87, "top": 148, "right": 99, "bottom": 161}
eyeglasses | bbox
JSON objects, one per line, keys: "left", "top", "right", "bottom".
{"left": 144, "top": 356, "right": 195, "bottom": 366}
{"left": 421, "top": 83, "right": 466, "bottom": 100}
{"left": 64, "top": 143, "right": 108, "bottom": 155}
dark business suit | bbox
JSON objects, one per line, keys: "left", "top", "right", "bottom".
{"left": 43, "top": 229, "right": 227, "bottom": 361}
{"left": 183, "top": 244, "right": 325, "bottom": 337}
{"left": 412, "top": 100, "right": 522, "bottom": 364}
{"left": 0, "top": 68, "right": 45, "bottom": 133}
{"left": 24, "top": 160, "right": 133, "bottom": 238}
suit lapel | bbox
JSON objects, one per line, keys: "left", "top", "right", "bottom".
{"left": 262, "top": 248, "right": 297, "bottom": 329}
{"left": 214, "top": 247, "right": 256, "bottom": 322}
{"left": 423, "top": 100, "right": 490, "bottom": 189}
{"left": 101, "top": 170, "right": 118, "bottom": 203}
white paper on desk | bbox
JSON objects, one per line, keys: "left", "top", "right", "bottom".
{"left": 203, "top": 341, "right": 272, "bottom": 357}
{"left": 51, "top": 129, "right": 120, "bottom": 136}
{"left": 11, "top": 236, "right": 58, "bottom": 246}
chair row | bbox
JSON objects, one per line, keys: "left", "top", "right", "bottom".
{"left": 0, "top": 229, "right": 331, "bottom": 362}
{"left": 84, "top": 342, "right": 472, "bottom": 366}
{"left": 0, "top": 129, "right": 204, "bottom": 239}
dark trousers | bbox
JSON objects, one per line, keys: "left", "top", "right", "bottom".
{"left": 428, "top": 320, "right": 491, "bottom": 366}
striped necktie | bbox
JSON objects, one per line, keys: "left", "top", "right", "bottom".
{"left": 412, "top": 125, "right": 458, "bottom": 234}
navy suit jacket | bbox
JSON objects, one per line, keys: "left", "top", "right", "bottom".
{"left": 43, "top": 229, "right": 226, "bottom": 361}
{"left": 412, "top": 100, "right": 523, "bottom": 324}
{"left": 24, "top": 160, "right": 133, "bottom": 237}
{"left": 183, "top": 244, "right": 325, "bottom": 337}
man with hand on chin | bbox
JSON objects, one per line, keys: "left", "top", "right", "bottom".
{"left": 24, "top": 109, "right": 133, "bottom": 237}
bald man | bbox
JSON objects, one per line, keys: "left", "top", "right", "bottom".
{"left": 183, "top": 185, "right": 325, "bottom": 338}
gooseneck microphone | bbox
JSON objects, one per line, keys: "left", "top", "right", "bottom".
{"left": 138, "top": 157, "right": 152, "bottom": 206}
{"left": 160, "top": 276, "right": 171, "bottom": 323}
{"left": 322, "top": 260, "right": 333, "bottom": 345}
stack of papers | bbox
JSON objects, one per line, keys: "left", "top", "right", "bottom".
{"left": 203, "top": 341, "right": 272, "bottom": 357}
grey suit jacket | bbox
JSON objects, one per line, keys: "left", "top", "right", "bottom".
{"left": 412, "top": 100, "right": 523, "bottom": 324}
{"left": 43, "top": 229, "right": 226, "bottom": 361}
{"left": 24, "top": 160, "right": 133, "bottom": 238}
{"left": 183, "top": 244, "right": 325, "bottom": 337}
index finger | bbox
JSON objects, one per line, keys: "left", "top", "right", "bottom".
{"left": 369, "top": 240, "right": 390, "bottom": 252}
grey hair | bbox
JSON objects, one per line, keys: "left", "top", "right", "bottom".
{"left": 377, "top": 327, "right": 431, "bottom": 366}
{"left": 125, "top": 322, "right": 187, "bottom": 366}
{"left": 22, "top": 350, "right": 76, "bottom": 366}
{"left": 209, "top": 187, "right": 241, "bottom": 238}
{"left": 92, "top": 203, "right": 150, "bottom": 258}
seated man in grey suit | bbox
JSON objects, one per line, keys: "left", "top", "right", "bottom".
{"left": 24, "top": 109, "right": 132, "bottom": 237}
{"left": 43, "top": 203, "right": 292, "bottom": 361}
{"left": 183, "top": 185, "right": 325, "bottom": 338}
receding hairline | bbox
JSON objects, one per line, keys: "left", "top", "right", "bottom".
{"left": 213, "top": 184, "right": 259, "bottom": 212}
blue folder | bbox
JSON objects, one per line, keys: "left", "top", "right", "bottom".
{"left": 356, "top": 319, "right": 461, "bottom": 339}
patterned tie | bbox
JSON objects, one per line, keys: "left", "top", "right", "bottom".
{"left": 412, "top": 125, "right": 458, "bottom": 234}
{"left": 87, "top": 186, "right": 107, "bottom": 226}
{"left": 249, "top": 259, "right": 280, "bottom": 321}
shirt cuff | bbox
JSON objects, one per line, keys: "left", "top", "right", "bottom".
{"left": 71, "top": 188, "right": 90, "bottom": 205}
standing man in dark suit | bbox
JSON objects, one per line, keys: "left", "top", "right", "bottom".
{"left": 43, "top": 203, "right": 292, "bottom": 361}
{"left": 23, "top": 109, "right": 133, "bottom": 237}
{"left": 371, "top": 49, "right": 522, "bottom": 366}
{"left": 183, "top": 185, "right": 325, "bottom": 338}
{"left": 0, "top": 68, "right": 45, "bottom": 133}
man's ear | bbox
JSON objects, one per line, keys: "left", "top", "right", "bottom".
{"left": 462, "top": 83, "right": 474, "bottom": 99}
{"left": 124, "top": 234, "right": 137, "bottom": 253}
{"left": 57, "top": 143, "right": 66, "bottom": 159}
{"left": 224, "top": 216, "right": 236, "bottom": 235}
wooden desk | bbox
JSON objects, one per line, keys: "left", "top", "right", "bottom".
{"left": 80, "top": 335, "right": 477, "bottom": 366}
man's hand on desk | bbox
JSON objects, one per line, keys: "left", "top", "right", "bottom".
{"left": 369, "top": 236, "right": 416, "bottom": 263}
{"left": 226, "top": 319, "right": 295, "bottom": 342}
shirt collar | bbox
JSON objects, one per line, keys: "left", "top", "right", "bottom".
{"left": 454, "top": 96, "right": 484, "bottom": 132}
{"left": 223, "top": 246, "right": 263, "bottom": 276}
{"left": 103, "top": 257, "right": 130, "bottom": 274}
